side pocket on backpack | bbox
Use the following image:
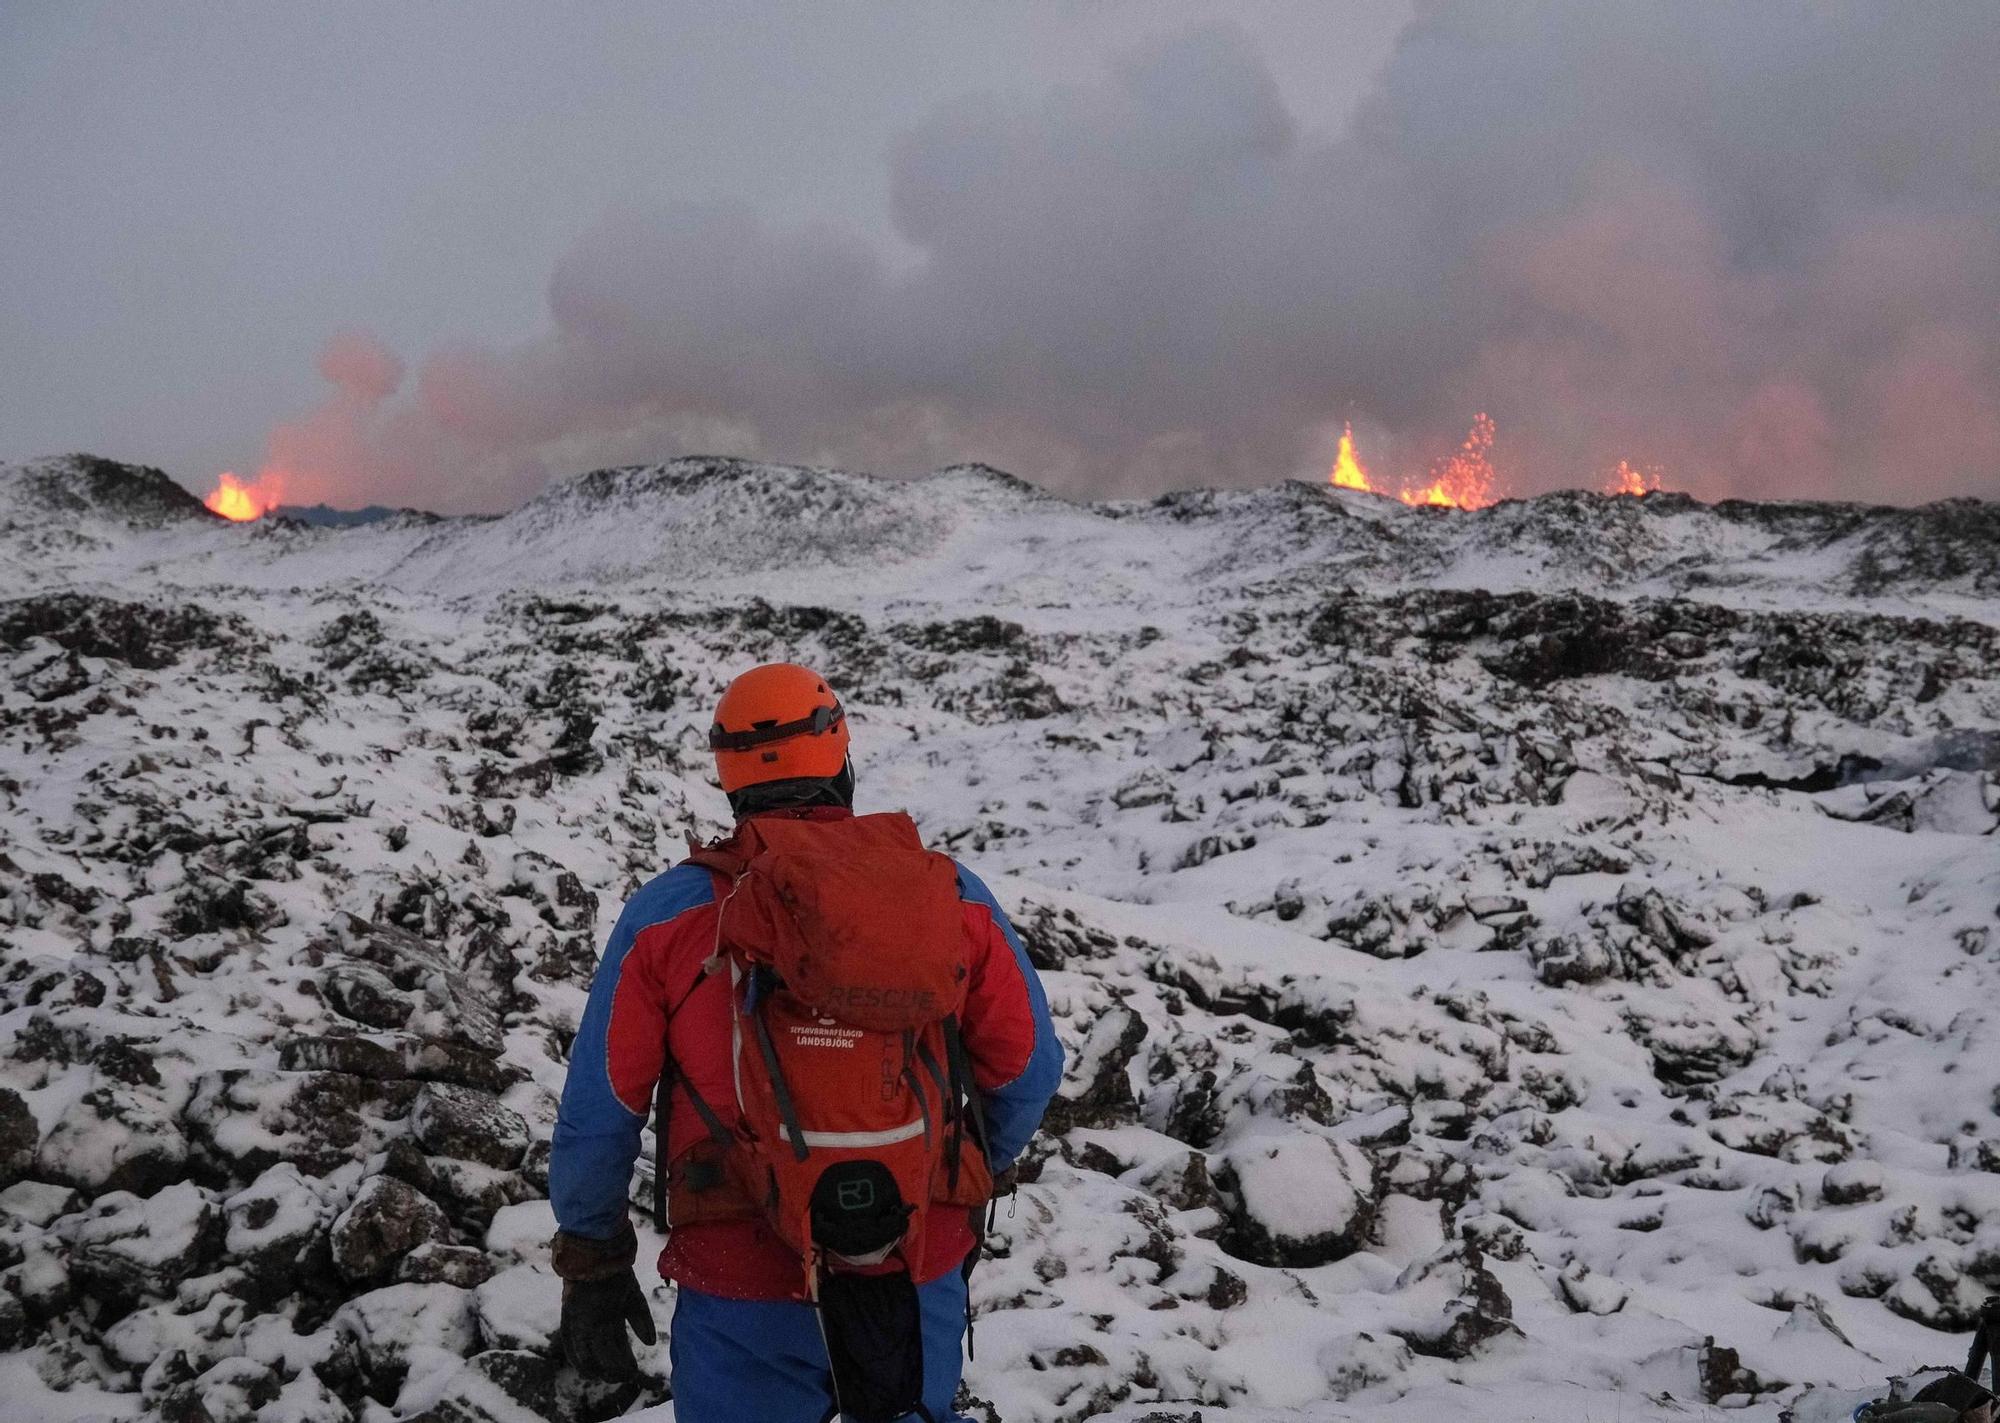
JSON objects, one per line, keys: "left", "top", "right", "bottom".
{"left": 664, "top": 1139, "right": 759, "bottom": 1227}
{"left": 815, "top": 1268, "right": 927, "bottom": 1423}
{"left": 935, "top": 1135, "right": 994, "bottom": 1209}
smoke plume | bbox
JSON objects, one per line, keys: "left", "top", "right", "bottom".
{"left": 267, "top": 3, "right": 2000, "bottom": 510}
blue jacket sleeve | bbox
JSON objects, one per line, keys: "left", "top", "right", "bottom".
{"left": 549, "top": 866, "right": 713, "bottom": 1240}
{"left": 955, "top": 866, "right": 1065, "bottom": 1172}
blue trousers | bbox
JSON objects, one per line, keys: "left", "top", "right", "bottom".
{"left": 668, "top": 1271, "right": 969, "bottom": 1422}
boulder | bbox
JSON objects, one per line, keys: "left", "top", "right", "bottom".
{"left": 183, "top": 1068, "right": 417, "bottom": 1179}
{"left": 157, "top": 1356, "right": 283, "bottom": 1423}
{"left": 1556, "top": 1260, "right": 1629, "bottom": 1315}
{"left": 34, "top": 1089, "right": 187, "bottom": 1196}
{"left": 1821, "top": 1160, "right": 1885, "bottom": 1205}
{"left": 278, "top": 1034, "right": 525, "bottom": 1094}
{"left": 1134, "top": 1147, "right": 1225, "bottom": 1216}
{"left": 331, "top": 1281, "right": 477, "bottom": 1402}
{"left": 411, "top": 1084, "right": 528, "bottom": 1171}
{"left": 330, "top": 915, "right": 505, "bottom": 1056}
{"left": 1158, "top": 1070, "right": 1226, "bottom": 1149}
{"left": 1042, "top": 1006, "right": 1146, "bottom": 1134}
{"left": 0, "top": 1088, "right": 36, "bottom": 1187}
{"left": 1318, "top": 1330, "right": 1416, "bottom": 1401}
{"left": 1695, "top": 1338, "right": 1772, "bottom": 1405}
{"left": 471, "top": 1263, "right": 561, "bottom": 1353}
{"left": 328, "top": 1175, "right": 451, "bottom": 1282}
{"left": 519, "top": 1140, "right": 551, "bottom": 1194}
{"left": 102, "top": 1291, "right": 249, "bottom": 1378}
{"left": 0, "top": 1180, "right": 81, "bottom": 1227}
{"left": 247, "top": 1371, "right": 354, "bottom": 1423}
{"left": 1529, "top": 933, "right": 1617, "bottom": 988}
{"left": 1222, "top": 1128, "right": 1377, "bottom": 1268}
{"left": 278, "top": 1034, "right": 405, "bottom": 1081}
{"left": 62, "top": 1182, "right": 224, "bottom": 1307}
{"left": 423, "top": 1158, "right": 537, "bottom": 1237}
{"left": 397, "top": 1243, "right": 497, "bottom": 1289}
{"left": 223, "top": 1163, "right": 327, "bottom": 1301}
{"left": 0, "top": 1290, "right": 26, "bottom": 1351}
{"left": 468, "top": 1350, "right": 560, "bottom": 1417}
{"left": 399, "top": 1351, "right": 560, "bottom": 1423}
{"left": 1886, "top": 1252, "right": 1987, "bottom": 1332}
{"left": 481, "top": 1201, "right": 558, "bottom": 1271}
{"left": 322, "top": 962, "right": 415, "bottom": 1030}
{"left": 1393, "top": 1241, "right": 1521, "bottom": 1360}
{"left": 0, "top": 1231, "right": 74, "bottom": 1325}
{"left": 165, "top": 873, "right": 286, "bottom": 939}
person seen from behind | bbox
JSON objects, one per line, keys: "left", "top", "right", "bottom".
{"left": 547, "top": 662, "right": 1064, "bottom": 1422}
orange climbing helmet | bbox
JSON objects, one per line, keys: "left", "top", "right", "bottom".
{"left": 709, "top": 663, "right": 850, "bottom": 794}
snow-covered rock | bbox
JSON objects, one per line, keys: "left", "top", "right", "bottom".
{"left": 1, "top": 451, "right": 1997, "bottom": 1421}
{"left": 328, "top": 1175, "right": 452, "bottom": 1282}
{"left": 59, "top": 1182, "right": 224, "bottom": 1307}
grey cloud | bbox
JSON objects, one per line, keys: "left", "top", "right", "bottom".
{"left": 261, "top": 5, "right": 2000, "bottom": 509}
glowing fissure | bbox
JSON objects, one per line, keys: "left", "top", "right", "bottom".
{"left": 1398, "top": 413, "right": 1497, "bottom": 509}
{"left": 1328, "top": 418, "right": 1672, "bottom": 508}
{"left": 1604, "top": 460, "right": 1663, "bottom": 496}
{"left": 1327, "top": 414, "right": 1502, "bottom": 509}
{"left": 1330, "top": 423, "right": 1375, "bottom": 492}
{"left": 204, "top": 471, "right": 283, "bottom": 522}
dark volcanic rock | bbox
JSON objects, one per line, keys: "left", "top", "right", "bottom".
{"left": 166, "top": 874, "right": 287, "bottom": 939}
{"left": 396, "top": 1242, "right": 497, "bottom": 1288}
{"left": 223, "top": 1163, "right": 328, "bottom": 1304}
{"left": 1395, "top": 1242, "right": 1521, "bottom": 1360}
{"left": 0, "top": 592, "right": 244, "bottom": 670}
{"left": 1529, "top": 933, "right": 1618, "bottom": 988}
{"left": 277, "top": 1033, "right": 524, "bottom": 1094}
{"left": 328, "top": 1174, "right": 451, "bottom": 1282}
{"left": 184, "top": 1067, "right": 418, "bottom": 1180}
{"left": 422, "top": 1158, "right": 537, "bottom": 1237}
{"left": 1220, "top": 1132, "right": 1378, "bottom": 1269}
{"left": 63, "top": 1182, "right": 225, "bottom": 1308}
{"left": 331, "top": 1280, "right": 477, "bottom": 1401}
{"left": 35, "top": 1090, "right": 188, "bottom": 1196}
{"left": 322, "top": 962, "right": 417, "bottom": 1029}
{"left": 0, "top": 1087, "right": 35, "bottom": 1187}
{"left": 1042, "top": 1006, "right": 1147, "bottom": 1134}
{"left": 403, "top": 1350, "right": 562, "bottom": 1423}
{"left": 411, "top": 1084, "right": 528, "bottom": 1171}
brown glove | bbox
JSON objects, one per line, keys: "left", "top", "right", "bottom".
{"left": 551, "top": 1222, "right": 655, "bottom": 1382}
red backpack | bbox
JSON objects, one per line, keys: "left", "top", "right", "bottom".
{"left": 660, "top": 812, "right": 994, "bottom": 1293}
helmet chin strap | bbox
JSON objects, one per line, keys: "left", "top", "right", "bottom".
{"left": 727, "top": 757, "right": 856, "bottom": 820}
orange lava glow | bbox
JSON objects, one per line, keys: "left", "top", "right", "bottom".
{"left": 1328, "top": 418, "right": 1675, "bottom": 506}
{"left": 205, "top": 472, "right": 282, "bottom": 522}
{"left": 1328, "top": 423, "right": 1378, "bottom": 492}
{"left": 1398, "top": 413, "right": 1499, "bottom": 510}
{"left": 1603, "top": 460, "right": 1663, "bottom": 496}
{"left": 1327, "top": 415, "right": 1505, "bottom": 509}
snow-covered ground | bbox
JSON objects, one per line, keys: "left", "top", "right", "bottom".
{"left": 1, "top": 454, "right": 1996, "bottom": 1422}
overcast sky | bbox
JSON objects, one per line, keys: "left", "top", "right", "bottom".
{"left": 5, "top": 2, "right": 1997, "bottom": 510}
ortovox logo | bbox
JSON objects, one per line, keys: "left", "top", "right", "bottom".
{"left": 837, "top": 1179, "right": 875, "bottom": 1212}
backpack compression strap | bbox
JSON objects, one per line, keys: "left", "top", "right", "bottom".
{"left": 650, "top": 949, "right": 734, "bottom": 1225}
